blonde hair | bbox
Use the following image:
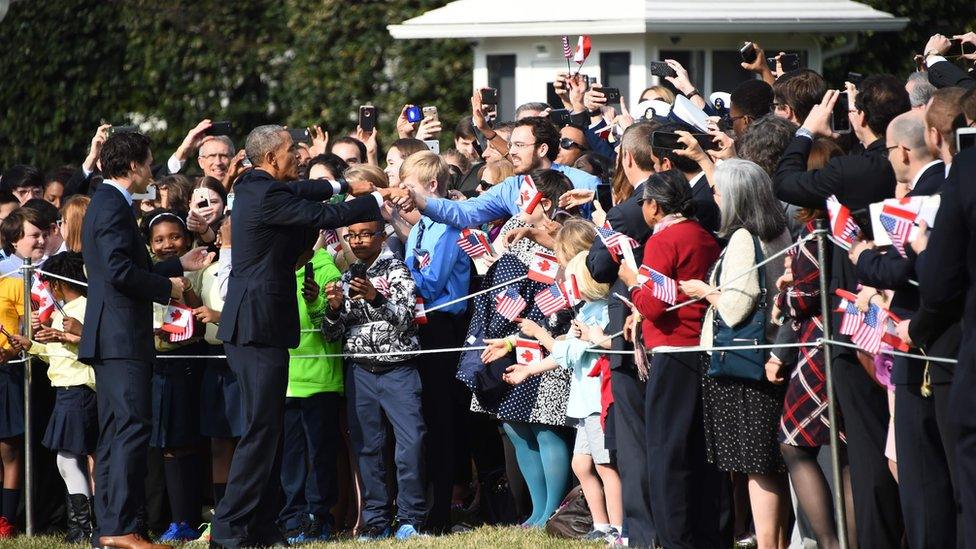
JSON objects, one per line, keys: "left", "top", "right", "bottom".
{"left": 483, "top": 158, "right": 515, "bottom": 185}
{"left": 61, "top": 195, "right": 90, "bottom": 253}
{"left": 400, "top": 151, "right": 451, "bottom": 196}
{"left": 639, "top": 85, "right": 676, "bottom": 104}
{"left": 566, "top": 251, "right": 609, "bottom": 301}
{"left": 554, "top": 218, "right": 596, "bottom": 265}
{"left": 344, "top": 163, "right": 389, "bottom": 189}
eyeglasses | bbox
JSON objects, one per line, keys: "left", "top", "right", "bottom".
{"left": 199, "top": 153, "right": 231, "bottom": 161}
{"left": 343, "top": 231, "right": 383, "bottom": 242}
{"left": 508, "top": 141, "right": 537, "bottom": 150}
{"left": 559, "top": 137, "right": 586, "bottom": 151}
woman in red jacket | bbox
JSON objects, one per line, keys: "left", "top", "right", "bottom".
{"left": 617, "top": 169, "right": 724, "bottom": 548}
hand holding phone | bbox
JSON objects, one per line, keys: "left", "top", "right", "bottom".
{"left": 830, "top": 92, "right": 851, "bottom": 135}
{"left": 405, "top": 106, "right": 422, "bottom": 123}
{"left": 109, "top": 125, "right": 138, "bottom": 136}
{"left": 206, "top": 121, "right": 232, "bottom": 137}
{"left": 740, "top": 42, "right": 758, "bottom": 63}
{"left": 649, "top": 61, "right": 677, "bottom": 79}
{"left": 191, "top": 188, "right": 212, "bottom": 211}
{"left": 359, "top": 106, "right": 377, "bottom": 133}
{"left": 600, "top": 88, "right": 621, "bottom": 104}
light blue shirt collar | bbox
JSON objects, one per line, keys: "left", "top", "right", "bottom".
{"left": 102, "top": 179, "right": 133, "bottom": 206}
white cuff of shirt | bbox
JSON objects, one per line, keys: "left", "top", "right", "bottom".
{"left": 331, "top": 180, "right": 342, "bottom": 195}
{"left": 167, "top": 154, "right": 185, "bottom": 174}
{"left": 371, "top": 191, "right": 384, "bottom": 208}
{"left": 926, "top": 55, "right": 948, "bottom": 67}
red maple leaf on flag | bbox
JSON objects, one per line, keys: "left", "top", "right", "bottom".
{"left": 537, "top": 259, "right": 552, "bottom": 272}
{"left": 169, "top": 309, "right": 182, "bottom": 323}
{"left": 520, "top": 350, "right": 534, "bottom": 363}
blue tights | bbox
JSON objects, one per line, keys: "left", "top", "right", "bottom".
{"left": 502, "top": 421, "right": 571, "bottom": 527}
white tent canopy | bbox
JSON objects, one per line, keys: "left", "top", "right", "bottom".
{"left": 388, "top": 0, "right": 908, "bottom": 39}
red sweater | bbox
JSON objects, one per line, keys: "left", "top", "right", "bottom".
{"left": 630, "top": 220, "right": 720, "bottom": 348}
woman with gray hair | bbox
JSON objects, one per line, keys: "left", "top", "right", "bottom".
{"left": 678, "top": 158, "right": 793, "bottom": 549}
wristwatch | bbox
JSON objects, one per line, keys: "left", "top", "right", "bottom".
{"left": 795, "top": 127, "right": 815, "bottom": 141}
{"left": 685, "top": 89, "right": 701, "bottom": 99}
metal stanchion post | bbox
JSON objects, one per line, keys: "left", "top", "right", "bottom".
{"left": 21, "top": 259, "right": 32, "bottom": 536}
{"left": 815, "top": 220, "right": 848, "bottom": 548}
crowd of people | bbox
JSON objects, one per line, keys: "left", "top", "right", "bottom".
{"left": 0, "top": 29, "right": 974, "bottom": 549}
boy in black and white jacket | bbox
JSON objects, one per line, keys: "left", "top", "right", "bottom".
{"left": 321, "top": 218, "right": 426, "bottom": 540}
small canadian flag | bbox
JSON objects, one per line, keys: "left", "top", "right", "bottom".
{"left": 31, "top": 275, "right": 56, "bottom": 324}
{"left": 562, "top": 274, "right": 582, "bottom": 306}
{"left": 161, "top": 300, "right": 194, "bottom": 342}
{"left": 414, "top": 296, "right": 428, "bottom": 325}
{"left": 527, "top": 252, "right": 560, "bottom": 285}
{"left": 515, "top": 338, "right": 543, "bottom": 365}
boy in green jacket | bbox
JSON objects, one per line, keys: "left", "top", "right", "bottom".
{"left": 279, "top": 247, "right": 343, "bottom": 543}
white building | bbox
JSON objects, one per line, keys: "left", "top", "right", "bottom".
{"left": 389, "top": 0, "right": 908, "bottom": 117}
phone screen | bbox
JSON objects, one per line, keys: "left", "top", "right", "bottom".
{"left": 304, "top": 262, "right": 314, "bottom": 282}
{"left": 957, "top": 129, "right": 976, "bottom": 152}
{"left": 831, "top": 92, "right": 851, "bottom": 135}
{"left": 206, "top": 121, "right": 232, "bottom": 136}
{"left": 596, "top": 184, "right": 613, "bottom": 210}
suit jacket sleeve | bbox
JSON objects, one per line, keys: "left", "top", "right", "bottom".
{"left": 927, "top": 60, "right": 976, "bottom": 90}
{"left": 855, "top": 248, "right": 914, "bottom": 290}
{"left": 773, "top": 137, "right": 843, "bottom": 208}
{"left": 289, "top": 179, "right": 342, "bottom": 201}
{"left": 909, "top": 295, "right": 964, "bottom": 349}
{"left": 917, "top": 164, "right": 968, "bottom": 309}
{"left": 65, "top": 168, "right": 92, "bottom": 197}
{"left": 587, "top": 203, "right": 630, "bottom": 283}
{"left": 91, "top": 207, "right": 172, "bottom": 304}
{"left": 261, "top": 185, "right": 379, "bottom": 230}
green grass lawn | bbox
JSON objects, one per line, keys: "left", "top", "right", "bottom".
{"left": 0, "top": 526, "right": 596, "bottom": 548}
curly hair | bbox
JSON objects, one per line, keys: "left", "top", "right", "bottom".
{"left": 736, "top": 114, "right": 798, "bottom": 177}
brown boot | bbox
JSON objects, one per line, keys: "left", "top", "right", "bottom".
{"left": 99, "top": 532, "right": 171, "bottom": 549}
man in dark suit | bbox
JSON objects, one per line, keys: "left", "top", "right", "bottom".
{"left": 912, "top": 146, "right": 976, "bottom": 542}
{"left": 586, "top": 122, "right": 657, "bottom": 548}
{"left": 923, "top": 33, "right": 976, "bottom": 90}
{"left": 79, "top": 132, "right": 213, "bottom": 549}
{"left": 851, "top": 110, "right": 956, "bottom": 547}
{"left": 649, "top": 122, "right": 720, "bottom": 233}
{"left": 774, "top": 75, "right": 911, "bottom": 548}
{"left": 211, "top": 125, "right": 405, "bottom": 548}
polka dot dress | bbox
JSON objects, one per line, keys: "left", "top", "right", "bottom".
{"left": 458, "top": 218, "right": 571, "bottom": 427}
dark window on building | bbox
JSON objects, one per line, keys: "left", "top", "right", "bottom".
{"left": 599, "top": 51, "right": 631, "bottom": 110}
{"left": 487, "top": 54, "right": 517, "bottom": 121}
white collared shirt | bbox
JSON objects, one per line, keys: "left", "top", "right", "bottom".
{"left": 101, "top": 179, "right": 133, "bottom": 206}
{"left": 688, "top": 171, "right": 706, "bottom": 189}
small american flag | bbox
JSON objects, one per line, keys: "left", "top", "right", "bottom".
{"left": 322, "top": 229, "right": 342, "bottom": 255}
{"left": 879, "top": 201, "right": 916, "bottom": 257}
{"left": 456, "top": 228, "right": 493, "bottom": 259}
{"left": 495, "top": 287, "right": 527, "bottom": 321}
{"left": 834, "top": 289, "right": 863, "bottom": 336}
{"left": 644, "top": 267, "right": 677, "bottom": 305}
{"left": 535, "top": 284, "right": 569, "bottom": 316}
{"left": 826, "top": 195, "right": 860, "bottom": 248}
{"left": 596, "top": 226, "right": 638, "bottom": 257}
{"left": 415, "top": 250, "right": 431, "bottom": 270}
{"left": 561, "top": 36, "right": 573, "bottom": 59}
{"left": 851, "top": 304, "right": 887, "bottom": 355}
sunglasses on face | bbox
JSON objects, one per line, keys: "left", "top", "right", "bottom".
{"left": 559, "top": 137, "right": 586, "bottom": 151}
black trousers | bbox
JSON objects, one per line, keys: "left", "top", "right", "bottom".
{"left": 895, "top": 377, "right": 957, "bottom": 549}
{"left": 211, "top": 343, "right": 289, "bottom": 548}
{"left": 831, "top": 350, "right": 903, "bottom": 547}
{"left": 92, "top": 358, "right": 153, "bottom": 539}
{"left": 278, "top": 392, "right": 341, "bottom": 531}
{"left": 610, "top": 366, "right": 655, "bottom": 547}
{"left": 417, "top": 312, "right": 466, "bottom": 533}
{"left": 644, "top": 352, "right": 725, "bottom": 549}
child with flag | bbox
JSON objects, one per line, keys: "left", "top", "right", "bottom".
{"left": 503, "top": 251, "right": 623, "bottom": 543}
{"left": 9, "top": 252, "right": 95, "bottom": 544}
{"left": 321, "top": 217, "right": 425, "bottom": 541}
{"left": 400, "top": 152, "right": 472, "bottom": 533}
{"left": 140, "top": 209, "right": 207, "bottom": 542}
{"left": 0, "top": 263, "right": 25, "bottom": 538}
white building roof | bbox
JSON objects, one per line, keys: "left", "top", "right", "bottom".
{"left": 388, "top": 0, "right": 908, "bottom": 39}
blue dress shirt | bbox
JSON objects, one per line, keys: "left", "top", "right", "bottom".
{"left": 405, "top": 216, "right": 471, "bottom": 316}
{"left": 422, "top": 163, "right": 600, "bottom": 229}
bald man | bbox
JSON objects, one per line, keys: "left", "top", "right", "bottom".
{"left": 852, "top": 109, "right": 957, "bottom": 548}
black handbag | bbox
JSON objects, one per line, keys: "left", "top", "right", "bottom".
{"left": 707, "top": 235, "right": 768, "bottom": 380}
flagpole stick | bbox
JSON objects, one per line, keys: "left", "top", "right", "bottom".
{"left": 21, "top": 259, "right": 33, "bottom": 537}
{"left": 815, "top": 219, "right": 850, "bottom": 549}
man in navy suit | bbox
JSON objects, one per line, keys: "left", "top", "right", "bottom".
{"left": 211, "top": 125, "right": 405, "bottom": 548}
{"left": 79, "top": 132, "right": 213, "bottom": 549}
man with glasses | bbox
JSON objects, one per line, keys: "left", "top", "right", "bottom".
{"left": 196, "top": 136, "right": 235, "bottom": 180}
{"left": 853, "top": 108, "right": 957, "bottom": 548}
{"left": 398, "top": 116, "right": 599, "bottom": 228}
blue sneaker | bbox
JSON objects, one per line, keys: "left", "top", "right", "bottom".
{"left": 394, "top": 524, "right": 422, "bottom": 540}
{"left": 356, "top": 525, "right": 391, "bottom": 541}
{"left": 158, "top": 521, "right": 199, "bottom": 542}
